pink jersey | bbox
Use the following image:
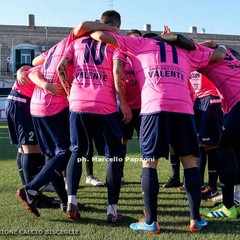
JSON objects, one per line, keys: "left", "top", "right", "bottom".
{"left": 39, "top": 50, "right": 49, "bottom": 60}
{"left": 189, "top": 71, "right": 219, "bottom": 98}
{"left": 114, "top": 35, "right": 213, "bottom": 114}
{"left": 125, "top": 59, "right": 141, "bottom": 109}
{"left": 31, "top": 33, "right": 74, "bottom": 117}
{"left": 63, "top": 36, "right": 120, "bottom": 114}
{"left": 200, "top": 48, "right": 240, "bottom": 113}
{"left": 12, "top": 68, "right": 35, "bottom": 98}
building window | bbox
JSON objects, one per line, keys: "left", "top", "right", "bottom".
{"left": 15, "top": 49, "right": 34, "bottom": 71}
{"left": 21, "top": 49, "right": 31, "bottom": 65}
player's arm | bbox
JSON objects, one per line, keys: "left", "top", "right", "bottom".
{"left": 32, "top": 55, "right": 45, "bottom": 66}
{"left": 29, "top": 69, "right": 64, "bottom": 96}
{"left": 200, "top": 41, "right": 226, "bottom": 62}
{"left": 152, "top": 34, "right": 196, "bottom": 50}
{"left": 73, "top": 21, "right": 118, "bottom": 38}
{"left": 209, "top": 45, "right": 226, "bottom": 62}
{"left": 147, "top": 25, "right": 195, "bottom": 50}
{"left": 200, "top": 40, "right": 218, "bottom": 48}
{"left": 16, "top": 65, "right": 32, "bottom": 86}
{"left": 113, "top": 59, "right": 132, "bottom": 124}
{"left": 90, "top": 31, "right": 118, "bottom": 48}
{"left": 57, "top": 57, "right": 73, "bottom": 96}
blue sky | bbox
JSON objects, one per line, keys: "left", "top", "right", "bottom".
{"left": 1, "top": 0, "right": 240, "bottom": 35}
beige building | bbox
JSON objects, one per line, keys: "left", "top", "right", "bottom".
{"left": 0, "top": 14, "right": 240, "bottom": 88}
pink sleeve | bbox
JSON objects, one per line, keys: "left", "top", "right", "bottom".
{"left": 188, "top": 43, "right": 213, "bottom": 70}
{"left": 28, "top": 65, "right": 42, "bottom": 74}
{"left": 65, "top": 29, "right": 75, "bottom": 45}
{"left": 40, "top": 50, "right": 49, "bottom": 60}
{"left": 113, "top": 48, "right": 126, "bottom": 62}
{"left": 113, "top": 34, "right": 126, "bottom": 53}
{"left": 63, "top": 42, "right": 74, "bottom": 60}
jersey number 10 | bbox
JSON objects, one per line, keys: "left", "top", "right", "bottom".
{"left": 82, "top": 37, "right": 107, "bottom": 65}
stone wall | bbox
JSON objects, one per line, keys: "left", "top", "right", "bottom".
{"left": 0, "top": 14, "right": 240, "bottom": 84}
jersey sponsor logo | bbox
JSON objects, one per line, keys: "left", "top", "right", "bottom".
{"left": 190, "top": 72, "right": 201, "bottom": 79}
{"left": 75, "top": 70, "right": 108, "bottom": 82}
{"left": 148, "top": 67, "right": 185, "bottom": 81}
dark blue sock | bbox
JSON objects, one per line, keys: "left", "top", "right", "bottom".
{"left": 85, "top": 145, "right": 93, "bottom": 176}
{"left": 16, "top": 152, "right": 25, "bottom": 185}
{"left": 41, "top": 155, "right": 68, "bottom": 204}
{"left": 170, "top": 154, "right": 180, "bottom": 179}
{"left": 22, "top": 153, "right": 42, "bottom": 184}
{"left": 27, "top": 151, "right": 70, "bottom": 191}
{"left": 35, "top": 154, "right": 45, "bottom": 175}
{"left": 206, "top": 149, "right": 218, "bottom": 188}
{"left": 85, "top": 157, "right": 93, "bottom": 177}
{"left": 67, "top": 152, "right": 82, "bottom": 195}
{"left": 106, "top": 160, "right": 122, "bottom": 204}
{"left": 51, "top": 173, "right": 68, "bottom": 204}
{"left": 184, "top": 167, "right": 201, "bottom": 221}
{"left": 234, "top": 146, "right": 240, "bottom": 184}
{"left": 217, "top": 151, "right": 237, "bottom": 209}
{"left": 199, "top": 147, "right": 207, "bottom": 186}
{"left": 120, "top": 144, "right": 126, "bottom": 178}
{"left": 142, "top": 167, "right": 159, "bottom": 224}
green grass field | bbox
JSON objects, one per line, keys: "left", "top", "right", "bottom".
{"left": 0, "top": 121, "right": 239, "bottom": 240}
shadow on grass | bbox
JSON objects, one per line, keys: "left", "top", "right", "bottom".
{"left": 160, "top": 218, "right": 240, "bottom": 234}
{"left": 48, "top": 215, "right": 137, "bottom": 228}
{"left": 48, "top": 215, "right": 240, "bottom": 235}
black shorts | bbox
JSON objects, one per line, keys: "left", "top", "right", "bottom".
{"left": 5, "top": 90, "right": 38, "bottom": 147}
{"left": 121, "top": 108, "right": 141, "bottom": 140}
{"left": 32, "top": 107, "right": 70, "bottom": 157}
{"left": 140, "top": 112, "right": 200, "bottom": 159}
{"left": 194, "top": 96, "right": 223, "bottom": 146}
{"left": 69, "top": 111, "right": 122, "bottom": 158}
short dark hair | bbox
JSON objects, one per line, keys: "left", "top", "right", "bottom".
{"left": 126, "top": 29, "right": 142, "bottom": 37}
{"left": 143, "top": 33, "right": 159, "bottom": 39}
{"left": 100, "top": 10, "right": 121, "bottom": 28}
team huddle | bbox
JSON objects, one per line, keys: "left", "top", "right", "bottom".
{"left": 5, "top": 10, "right": 240, "bottom": 234}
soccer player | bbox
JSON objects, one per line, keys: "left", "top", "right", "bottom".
{"left": 165, "top": 72, "right": 224, "bottom": 195}
{"left": 119, "top": 29, "right": 142, "bottom": 184}
{"left": 35, "top": 47, "right": 104, "bottom": 188}
{"left": 189, "top": 72, "right": 223, "bottom": 200}
{"left": 197, "top": 42, "right": 240, "bottom": 219}
{"left": 5, "top": 65, "right": 42, "bottom": 185}
{"left": 16, "top": 20, "right": 118, "bottom": 217}
{"left": 57, "top": 10, "right": 131, "bottom": 222}
{"left": 5, "top": 65, "right": 60, "bottom": 208}
{"left": 90, "top": 29, "right": 226, "bottom": 233}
